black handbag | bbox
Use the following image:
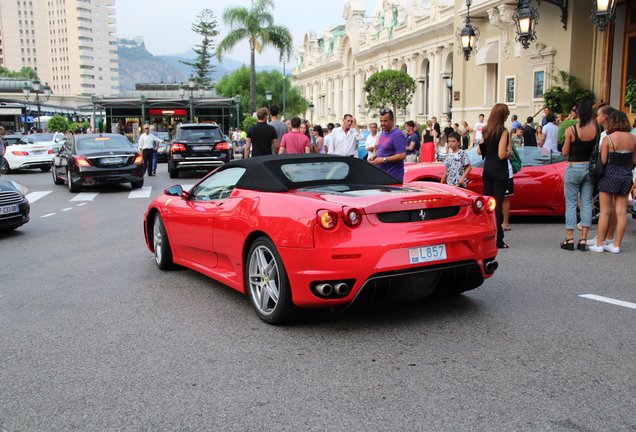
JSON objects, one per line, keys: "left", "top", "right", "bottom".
{"left": 588, "top": 125, "right": 604, "bottom": 179}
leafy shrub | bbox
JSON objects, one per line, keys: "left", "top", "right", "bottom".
{"left": 47, "top": 115, "right": 69, "bottom": 132}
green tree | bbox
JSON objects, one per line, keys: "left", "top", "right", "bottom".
{"left": 363, "top": 70, "right": 416, "bottom": 115}
{"left": 0, "top": 66, "right": 39, "bottom": 79}
{"left": 217, "top": 0, "right": 293, "bottom": 114}
{"left": 47, "top": 115, "right": 69, "bottom": 133}
{"left": 543, "top": 70, "right": 595, "bottom": 115}
{"left": 180, "top": 9, "right": 219, "bottom": 88}
{"left": 215, "top": 66, "right": 308, "bottom": 118}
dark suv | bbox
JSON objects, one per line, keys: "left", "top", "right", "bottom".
{"left": 168, "top": 124, "right": 231, "bottom": 178}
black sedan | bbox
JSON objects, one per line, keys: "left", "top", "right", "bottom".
{"left": 0, "top": 179, "right": 30, "bottom": 231}
{"left": 52, "top": 134, "right": 145, "bottom": 192}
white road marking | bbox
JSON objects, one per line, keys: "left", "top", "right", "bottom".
{"left": 41, "top": 213, "right": 56, "bottom": 218}
{"left": 61, "top": 207, "right": 73, "bottom": 212}
{"left": 26, "top": 191, "right": 52, "bottom": 203}
{"left": 128, "top": 186, "right": 152, "bottom": 199}
{"left": 579, "top": 294, "right": 636, "bottom": 310}
{"left": 70, "top": 193, "right": 98, "bottom": 202}
{"left": 76, "top": 203, "right": 87, "bottom": 207}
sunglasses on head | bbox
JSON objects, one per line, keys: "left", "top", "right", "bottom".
{"left": 379, "top": 108, "right": 393, "bottom": 116}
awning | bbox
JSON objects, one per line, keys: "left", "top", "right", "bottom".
{"left": 0, "top": 107, "right": 22, "bottom": 115}
{"left": 476, "top": 42, "right": 499, "bottom": 65}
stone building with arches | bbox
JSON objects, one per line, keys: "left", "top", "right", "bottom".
{"left": 293, "top": 0, "right": 456, "bottom": 126}
{"left": 293, "top": 0, "right": 634, "bottom": 127}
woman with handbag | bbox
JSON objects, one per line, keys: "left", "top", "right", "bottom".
{"left": 589, "top": 111, "right": 636, "bottom": 253}
{"left": 560, "top": 99, "right": 598, "bottom": 251}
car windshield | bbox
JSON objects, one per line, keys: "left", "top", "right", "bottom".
{"left": 280, "top": 161, "right": 350, "bottom": 183}
{"left": 75, "top": 135, "right": 135, "bottom": 153}
{"left": 461, "top": 146, "right": 565, "bottom": 168}
{"left": 177, "top": 127, "right": 222, "bottom": 141}
{"left": 29, "top": 134, "right": 56, "bottom": 142}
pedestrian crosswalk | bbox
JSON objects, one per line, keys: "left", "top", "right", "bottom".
{"left": 26, "top": 184, "right": 194, "bottom": 204}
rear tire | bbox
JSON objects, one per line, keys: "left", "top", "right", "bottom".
{"left": 131, "top": 179, "right": 144, "bottom": 189}
{"left": 153, "top": 213, "right": 174, "bottom": 270}
{"left": 246, "top": 237, "right": 298, "bottom": 325}
{"left": 67, "top": 168, "right": 80, "bottom": 193}
{"left": 1, "top": 158, "right": 11, "bottom": 174}
{"left": 168, "top": 163, "right": 179, "bottom": 179}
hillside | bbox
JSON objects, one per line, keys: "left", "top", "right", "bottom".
{"left": 117, "top": 37, "right": 283, "bottom": 91}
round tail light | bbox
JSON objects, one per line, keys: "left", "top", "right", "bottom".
{"left": 317, "top": 210, "right": 338, "bottom": 229}
{"left": 342, "top": 208, "right": 362, "bottom": 227}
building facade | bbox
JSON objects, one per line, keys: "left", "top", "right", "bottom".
{"left": 0, "top": 0, "right": 119, "bottom": 96}
{"left": 292, "top": 0, "right": 633, "bottom": 127}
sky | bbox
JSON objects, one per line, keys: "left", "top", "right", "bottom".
{"left": 116, "top": 0, "right": 377, "bottom": 66}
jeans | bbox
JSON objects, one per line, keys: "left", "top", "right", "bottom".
{"left": 152, "top": 151, "right": 158, "bottom": 174}
{"left": 564, "top": 162, "right": 594, "bottom": 229}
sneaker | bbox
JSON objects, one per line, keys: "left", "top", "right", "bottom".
{"left": 576, "top": 222, "right": 582, "bottom": 231}
{"left": 588, "top": 244, "right": 604, "bottom": 253}
{"left": 603, "top": 238, "right": 615, "bottom": 246}
{"left": 603, "top": 244, "right": 620, "bottom": 254}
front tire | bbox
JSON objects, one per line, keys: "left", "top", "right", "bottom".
{"left": 246, "top": 237, "right": 297, "bottom": 325}
{"left": 52, "top": 166, "right": 64, "bottom": 185}
{"left": 153, "top": 213, "right": 174, "bottom": 270}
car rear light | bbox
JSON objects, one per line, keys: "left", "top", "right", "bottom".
{"left": 317, "top": 210, "right": 338, "bottom": 230}
{"left": 133, "top": 154, "right": 144, "bottom": 164}
{"left": 472, "top": 197, "right": 486, "bottom": 214}
{"left": 342, "top": 207, "right": 362, "bottom": 227}
{"left": 75, "top": 156, "right": 90, "bottom": 167}
{"left": 216, "top": 141, "right": 230, "bottom": 151}
{"left": 486, "top": 197, "right": 496, "bottom": 213}
{"left": 12, "top": 151, "right": 29, "bottom": 156}
{"left": 171, "top": 142, "right": 186, "bottom": 152}
{"left": 48, "top": 149, "right": 54, "bottom": 154}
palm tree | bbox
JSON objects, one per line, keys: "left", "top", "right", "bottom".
{"left": 217, "top": 0, "right": 292, "bottom": 114}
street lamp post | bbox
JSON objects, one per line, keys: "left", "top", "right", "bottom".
{"left": 265, "top": 90, "right": 272, "bottom": 110}
{"left": 22, "top": 79, "right": 51, "bottom": 131}
{"left": 234, "top": 95, "right": 241, "bottom": 129}
{"left": 140, "top": 95, "right": 147, "bottom": 126}
{"left": 179, "top": 76, "right": 199, "bottom": 123}
{"left": 308, "top": 102, "right": 315, "bottom": 123}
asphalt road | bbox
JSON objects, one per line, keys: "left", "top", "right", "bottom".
{"left": 1, "top": 165, "right": 635, "bottom": 432}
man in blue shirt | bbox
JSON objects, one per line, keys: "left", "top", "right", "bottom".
{"left": 511, "top": 114, "right": 522, "bottom": 131}
{"left": 370, "top": 109, "right": 406, "bottom": 181}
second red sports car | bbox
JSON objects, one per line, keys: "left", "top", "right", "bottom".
{"left": 404, "top": 146, "right": 569, "bottom": 217}
{"left": 144, "top": 155, "right": 499, "bottom": 324}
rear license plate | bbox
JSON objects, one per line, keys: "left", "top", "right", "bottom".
{"left": 408, "top": 244, "right": 447, "bottom": 264}
{"left": 0, "top": 204, "right": 19, "bottom": 215}
{"left": 101, "top": 157, "right": 124, "bottom": 164}
{"left": 192, "top": 145, "right": 211, "bottom": 151}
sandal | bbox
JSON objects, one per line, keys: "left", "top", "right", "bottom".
{"left": 577, "top": 239, "right": 587, "bottom": 251}
{"left": 560, "top": 238, "right": 574, "bottom": 251}
{"left": 497, "top": 242, "right": 510, "bottom": 249}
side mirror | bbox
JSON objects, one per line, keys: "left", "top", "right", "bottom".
{"left": 164, "top": 185, "right": 184, "bottom": 197}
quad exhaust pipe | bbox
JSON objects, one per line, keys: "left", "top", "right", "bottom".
{"left": 315, "top": 283, "right": 333, "bottom": 297}
{"left": 484, "top": 260, "right": 498, "bottom": 275}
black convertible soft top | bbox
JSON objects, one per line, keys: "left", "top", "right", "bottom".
{"left": 220, "top": 154, "right": 401, "bottom": 192}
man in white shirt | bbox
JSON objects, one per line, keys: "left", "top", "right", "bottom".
{"left": 541, "top": 113, "right": 559, "bottom": 153}
{"left": 330, "top": 114, "right": 363, "bottom": 157}
{"left": 364, "top": 122, "right": 379, "bottom": 160}
{"left": 473, "top": 113, "right": 486, "bottom": 146}
{"left": 137, "top": 124, "right": 162, "bottom": 176}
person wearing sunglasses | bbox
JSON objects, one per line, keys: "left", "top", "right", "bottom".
{"left": 370, "top": 108, "right": 406, "bottom": 181}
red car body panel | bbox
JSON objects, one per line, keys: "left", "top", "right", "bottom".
{"left": 403, "top": 159, "right": 567, "bottom": 217}
{"left": 145, "top": 182, "right": 498, "bottom": 309}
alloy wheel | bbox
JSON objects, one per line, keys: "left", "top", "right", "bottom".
{"left": 248, "top": 245, "right": 281, "bottom": 316}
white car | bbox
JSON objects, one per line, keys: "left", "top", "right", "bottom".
{"left": 1, "top": 134, "right": 59, "bottom": 174}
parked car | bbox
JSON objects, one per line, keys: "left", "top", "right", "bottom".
{"left": 404, "top": 146, "right": 570, "bottom": 217}
{"left": 3, "top": 134, "right": 23, "bottom": 146}
{"left": 144, "top": 154, "right": 498, "bottom": 324}
{"left": 1, "top": 135, "right": 55, "bottom": 174}
{"left": 155, "top": 132, "right": 171, "bottom": 162}
{"left": 20, "top": 132, "right": 66, "bottom": 152}
{"left": 0, "top": 179, "right": 30, "bottom": 231}
{"left": 167, "top": 123, "right": 231, "bottom": 178}
{"left": 52, "top": 133, "right": 145, "bottom": 192}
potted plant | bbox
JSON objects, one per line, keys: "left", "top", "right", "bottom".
{"left": 625, "top": 75, "right": 636, "bottom": 113}
{"left": 543, "top": 70, "right": 595, "bottom": 116}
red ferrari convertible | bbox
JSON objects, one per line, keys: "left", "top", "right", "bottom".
{"left": 404, "top": 147, "right": 569, "bottom": 217}
{"left": 144, "top": 155, "right": 499, "bottom": 324}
